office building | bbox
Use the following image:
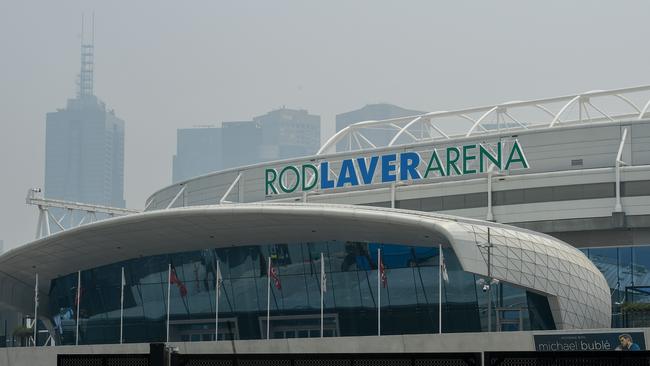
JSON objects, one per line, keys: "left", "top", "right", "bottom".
{"left": 173, "top": 126, "right": 222, "bottom": 183}
{"left": 254, "top": 108, "right": 320, "bottom": 161}
{"left": 335, "top": 103, "right": 423, "bottom": 151}
{"left": 44, "top": 36, "right": 125, "bottom": 207}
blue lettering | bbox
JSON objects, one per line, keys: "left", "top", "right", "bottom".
{"left": 357, "top": 157, "right": 378, "bottom": 184}
{"left": 320, "top": 161, "right": 335, "bottom": 189}
{"left": 381, "top": 154, "right": 397, "bottom": 182}
{"left": 400, "top": 152, "right": 422, "bottom": 180}
{"left": 336, "top": 159, "right": 359, "bottom": 187}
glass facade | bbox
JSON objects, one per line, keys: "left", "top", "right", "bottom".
{"left": 581, "top": 244, "right": 650, "bottom": 327}
{"left": 48, "top": 241, "right": 555, "bottom": 345}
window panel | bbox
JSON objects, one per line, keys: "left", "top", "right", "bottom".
{"left": 49, "top": 240, "right": 557, "bottom": 344}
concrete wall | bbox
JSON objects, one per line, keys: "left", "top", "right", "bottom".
{"left": 3, "top": 328, "right": 650, "bottom": 366}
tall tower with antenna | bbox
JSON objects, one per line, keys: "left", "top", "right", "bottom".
{"left": 78, "top": 13, "right": 95, "bottom": 98}
{"left": 44, "top": 13, "right": 126, "bottom": 212}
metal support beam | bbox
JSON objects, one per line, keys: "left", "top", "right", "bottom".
{"left": 486, "top": 170, "right": 494, "bottom": 221}
{"left": 166, "top": 185, "right": 186, "bottom": 209}
{"left": 220, "top": 173, "right": 242, "bottom": 204}
{"left": 27, "top": 188, "right": 140, "bottom": 239}
{"left": 315, "top": 85, "right": 650, "bottom": 154}
{"left": 466, "top": 106, "right": 498, "bottom": 137}
{"left": 614, "top": 128, "right": 629, "bottom": 212}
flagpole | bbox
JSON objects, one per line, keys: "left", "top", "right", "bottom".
{"left": 266, "top": 257, "right": 271, "bottom": 340}
{"left": 33, "top": 273, "right": 38, "bottom": 347}
{"left": 377, "top": 248, "right": 381, "bottom": 336}
{"left": 438, "top": 244, "right": 442, "bottom": 334}
{"left": 320, "top": 252, "right": 324, "bottom": 338}
{"left": 166, "top": 263, "right": 171, "bottom": 343}
{"left": 75, "top": 270, "right": 81, "bottom": 346}
{"left": 120, "top": 267, "right": 125, "bottom": 344}
{"left": 215, "top": 259, "right": 220, "bottom": 341}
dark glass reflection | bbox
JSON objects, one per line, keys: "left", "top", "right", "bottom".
{"left": 49, "top": 241, "right": 555, "bottom": 345}
{"left": 582, "top": 245, "right": 650, "bottom": 327}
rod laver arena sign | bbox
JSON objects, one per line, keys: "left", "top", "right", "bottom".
{"left": 265, "top": 140, "right": 529, "bottom": 195}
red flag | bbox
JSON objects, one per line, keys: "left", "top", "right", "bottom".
{"left": 379, "top": 253, "right": 387, "bottom": 288}
{"left": 269, "top": 263, "right": 282, "bottom": 290}
{"left": 170, "top": 267, "right": 188, "bottom": 297}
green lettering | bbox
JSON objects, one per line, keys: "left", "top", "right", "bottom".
{"left": 302, "top": 164, "right": 318, "bottom": 191}
{"left": 279, "top": 166, "right": 300, "bottom": 193}
{"left": 479, "top": 142, "right": 502, "bottom": 172}
{"left": 462, "top": 144, "right": 477, "bottom": 174}
{"left": 505, "top": 140, "right": 529, "bottom": 170}
{"left": 265, "top": 169, "right": 279, "bottom": 195}
{"left": 424, "top": 149, "right": 446, "bottom": 178}
{"left": 446, "top": 147, "right": 462, "bottom": 176}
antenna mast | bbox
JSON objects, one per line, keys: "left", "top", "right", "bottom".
{"left": 78, "top": 13, "right": 95, "bottom": 98}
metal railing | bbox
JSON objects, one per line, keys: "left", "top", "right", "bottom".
{"left": 319, "top": 85, "right": 650, "bottom": 155}
{"left": 26, "top": 188, "right": 140, "bottom": 239}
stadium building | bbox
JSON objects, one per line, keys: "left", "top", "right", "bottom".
{"left": 2, "top": 86, "right": 650, "bottom": 363}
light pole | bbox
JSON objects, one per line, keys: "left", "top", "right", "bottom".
{"left": 477, "top": 227, "right": 499, "bottom": 332}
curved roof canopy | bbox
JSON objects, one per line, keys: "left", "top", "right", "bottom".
{"left": 318, "top": 85, "right": 650, "bottom": 155}
{"left": 0, "top": 203, "right": 610, "bottom": 330}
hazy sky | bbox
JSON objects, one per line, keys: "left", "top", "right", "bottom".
{"left": 1, "top": 1, "right": 649, "bottom": 250}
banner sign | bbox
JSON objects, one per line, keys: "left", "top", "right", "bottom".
{"left": 265, "top": 140, "right": 529, "bottom": 195}
{"left": 534, "top": 332, "right": 646, "bottom": 352}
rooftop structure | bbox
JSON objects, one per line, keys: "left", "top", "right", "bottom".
{"left": 44, "top": 20, "right": 125, "bottom": 209}
{"left": 335, "top": 103, "right": 425, "bottom": 151}
{"left": 319, "top": 85, "right": 650, "bottom": 155}
{"left": 173, "top": 126, "right": 222, "bottom": 183}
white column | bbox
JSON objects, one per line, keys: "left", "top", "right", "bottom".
{"left": 75, "top": 270, "right": 81, "bottom": 346}
{"left": 614, "top": 127, "right": 629, "bottom": 212}
{"left": 215, "top": 260, "right": 220, "bottom": 341}
{"left": 377, "top": 248, "right": 381, "bottom": 336}
{"left": 166, "top": 264, "right": 171, "bottom": 343}
{"left": 486, "top": 170, "right": 494, "bottom": 221}
{"left": 266, "top": 257, "right": 271, "bottom": 340}
{"left": 320, "top": 252, "right": 324, "bottom": 338}
{"left": 33, "top": 273, "right": 38, "bottom": 347}
{"left": 438, "top": 245, "right": 442, "bottom": 334}
{"left": 120, "top": 267, "right": 125, "bottom": 344}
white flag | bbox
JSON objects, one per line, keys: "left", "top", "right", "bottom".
{"left": 440, "top": 249, "right": 449, "bottom": 283}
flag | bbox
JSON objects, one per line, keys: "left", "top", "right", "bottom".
{"left": 170, "top": 266, "right": 188, "bottom": 297}
{"left": 216, "top": 262, "right": 223, "bottom": 295}
{"left": 34, "top": 276, "right": 39, "bottom": 307}
{"left": 320, "top": 255, "right": 326, "bottom": 293}
{"left": 269, "top": 262, "right": 282, "bottom": 290}
{"left": 74, "top": 286, "right": 84, "bottom": 307}
{"left": 379, "top": 252, "right": 387, "bottom": 288}
{"left": 440, "top": 249, "right": 449, "bottom": 283}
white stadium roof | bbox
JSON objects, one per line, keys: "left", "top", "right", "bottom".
{"left": 0, "top": 203, "right": 610, "bottom": 330}
{"left": 319, "top": 85, "right": 650, "bottom": 155}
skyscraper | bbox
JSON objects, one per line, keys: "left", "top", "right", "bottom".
{"left": 172, "top": 108, "right": 320, "bottom": 180}
{"left": 221, "top": 120, "right": 262, "bottom": 170}
{"left": 44, "top": 29, "right": 125, "bottom": 208}
{"left": 254, "top": 108, "right": 320, "bottom": 161}
{"left": 173, "top": 126, "right": 222, "bottom": 183}
{"left": 335, "top": 104, "right": 424, "bottom": 152}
